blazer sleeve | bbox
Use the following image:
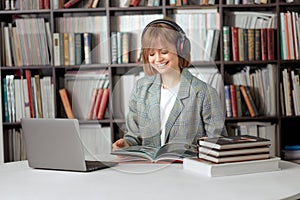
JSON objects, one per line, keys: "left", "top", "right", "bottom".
{"left": 201, "top": 85, "right": 227, "bottom": 137}
{"left": 123, "top": 81, "right": 142, "bottom": 146}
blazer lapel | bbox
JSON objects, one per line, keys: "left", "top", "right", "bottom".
{"left": 147, "top": 75, "right": 162, "bottom": 135}
{"left": 164, "top": 69, "right": 192, "bottom": 142}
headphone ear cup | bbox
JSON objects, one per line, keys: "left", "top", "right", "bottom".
{"left": 177, "top": 35, "right": 191, "bottom": 57}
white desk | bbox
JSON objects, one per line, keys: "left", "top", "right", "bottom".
{"left": 1, "top": 161, "right": 300, "bottom": 200}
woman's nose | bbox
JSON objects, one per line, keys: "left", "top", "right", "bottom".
{"left": 155, "top": 52, "right": 163, "bottom": 61}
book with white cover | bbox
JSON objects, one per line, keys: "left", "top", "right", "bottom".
{"left": 183, "top": 157, "right": 281, "bottom": 177}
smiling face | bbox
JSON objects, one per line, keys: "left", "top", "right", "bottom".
{"left": 141, "top": 22, "right": 190, "bottom": 76}
{"left": 148, "top": 39, "right": 180, "bottom": 75}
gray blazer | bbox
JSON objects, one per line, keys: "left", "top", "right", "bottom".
{"left": 124, "top": 68, "right": 225, "bottom": 147}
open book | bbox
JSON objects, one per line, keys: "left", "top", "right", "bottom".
{"left": 111, "top": 143, "right": 197, "bottom": 163}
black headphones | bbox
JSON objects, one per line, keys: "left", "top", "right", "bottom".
{"left": 141, "top": 19, "right": 191, "bottom": 58}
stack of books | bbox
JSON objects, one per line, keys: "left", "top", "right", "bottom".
{"left": 197, "top": 135, "right": 271, "bottom": 163}
{"left": 183, "top": 135, "right": 281, "bottom": 177}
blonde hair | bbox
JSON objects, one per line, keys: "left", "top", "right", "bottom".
{"left": 141, "top": 19, "right": 191, "bottom": 76}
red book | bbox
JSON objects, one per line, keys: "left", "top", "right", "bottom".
{"left": 261, "top": 28, "right": 268, "bottom": 61}
{"left": 129, "top": 0, "right": 141, "bottom": 6}
{"left": 267, "top": 28, "right": 275, "bottom": 60}
{"left": 231, "top": 26, "right": 239, "bottom": 62}
{"left": 64, "top": 0, "right": 82, "bottom": 8}
{"left": 44, "top": 0, "right": 50, "bottom": 9}
{"left": 25, "top": 70, "right": 34, "bottom": 118}
{"left": 87, "top": 89, "right": 98, "bottom": 120}
{"left": 230, "top": 84, "right": 237, "bottom": 117}
{"left": 97, "top": 89, "right": 109, "bottom": 120}
{"left": 93, "top": 88, "right": 104, "bottom": 120}
{"left": 39, "top": 0, "right": 44, "bottom": 9}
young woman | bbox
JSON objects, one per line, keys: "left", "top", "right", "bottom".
{"left": 112, "top": 19, "right": 225, "bottom": 150}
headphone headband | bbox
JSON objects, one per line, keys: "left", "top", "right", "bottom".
{"left": 142, "top": 19, "right": 186, "bottom": 37}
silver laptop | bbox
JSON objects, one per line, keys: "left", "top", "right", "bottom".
{"left": 21, "top": 118, "right": 117, "bottom": 172}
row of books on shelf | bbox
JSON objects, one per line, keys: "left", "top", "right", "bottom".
{"left": 224, "top": 84, "right": 259, "bottom": 118}
{"left": 53, "top": 32, "right": 93, "bottom": 66}
{"left": 1, "top": 18, "right": 52, "bottom": 67}
{"left": 0, "top": 0, "right": 50, "bottom": 10}
{"left": 225, "top": 121, "right": 276, "bottom": 156}
{"left": 223, "top": 26, "right": 275, "bottom": 62}
{"left": 3, "top": 124, "right": 112, "bottom": 163}
{"left": 183, "top": 135, "right": 280, "bottom": 177}
{"left": 62, "top": 0, "right": 101, "bottom": 8}
{"left": 3, "top": 71, "right": 55, "bottom": 123}
{"left": 55, "top": 15, "right": 108, "bottom": 64}
{"left": 52, "top": 0, "right": 101, "bottom": 9}
{"left": 225, "top": 0, "right": 268, "bottom": 5}
{"left": 280, "top": 11, "right": 300, "bottom": 60}
{"left": 3, "top": 128, "right": 27, "bottom": 163}
{"left": 224, "top": 64, "right": 277, "bottom": 117}
{"left": 62, "top": 70, "right": 110, "bottom": 120}
{"left": 281, "top": 67, "right": 300, "bottom": 116}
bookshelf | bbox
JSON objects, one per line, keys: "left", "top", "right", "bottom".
{"left": 1, "top": 0, "right": 300, "bottom": 163}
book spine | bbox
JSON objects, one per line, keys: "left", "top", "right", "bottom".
{"left": 240, "top": 85, "right": 257, "bottom": 117}
{"left": 111, "top": 32, "right": 118, "bottom": 64}
{"left": 75, "top": 33, "right": 83, "bottom": 65}
{"left": 83, "top": 32, "right": 92, "bottom": 64}
{"left": 210, "top": 29, "right": 220, "bottom": 61}
{"left": 121, "top": 32, "right": 130, "bottom": 63}
{"left": 25, "top": 70, "right": 34, "bottom": 118}
{"left": 69, "top": 32, "right": 75, "bottom": 65}
{"left": 231, "top": 26, "right": 239, "bottom": 61}
{"left": 63, "top": 33, "right": 70, "bottom": 66}
{"left": 224, "top": 85, "right": 232, "bottom": 117}
{"left": 247, "top": 29, "right": 255, "bottom": 61}
{"left": 261, "top": 28, "right": 268, "bottom": 61}
{"left": 267, "top": 28, "right": 275, "bottom": 60}
{"left": 254, "top": 29, "right": 261, "bottom": 61}
{"left": 59, "top": 33, "right": 65, "bottom": 66}
{"left": 44, "top": 0, "right": 50, "bottom": 9}
{"left": 235, "top": 85, "right": 243, "bottom": 117}
{"left": 93, "top": 88, "right": 104, "bottom": 120}
{"left": 3, "top": 78, "right": 9, "bottom": 122}
{"left": 34, "top": 75, "right": 43, "bottom": 118}
{"left": 64, "top": 0, "right": 81, "bottom": 8}
{"left": 129, "top": 0, "right": 141, "bottom": 6}
{"left": 87, "top": 88, "right": 98, "bottom": 120}
{"left": 53, "top": 33, "right": 61, "bottom": 66}
{"left": 59, "top": 88, "right": 75, "bottom": 119}
{"left": 223, "top": 26, "right": 231, "bottom": 61}
{"left": 97, "top": 88, "right": 109, "bottom": 120}
{"left": 92, "top": 0, "right": 101, "bottom": 7}
{"left": 230, "top": 84, "right": 238, "bottom": 117}
{"left": 238, "top": 28, "right": 244, "bottom": 61}
{"left": 243, "top": 28, "right": 248, "bottom": 61}
{"left": 39, "top": 0, "right": 44, "bottom": 9}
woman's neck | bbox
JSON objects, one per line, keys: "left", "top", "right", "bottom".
{"left": 161, "top": 69, "right": 181, "bottom": 89}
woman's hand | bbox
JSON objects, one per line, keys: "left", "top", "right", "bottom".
{"left": 112, "top": 138, "right": 129, "bottom": 151}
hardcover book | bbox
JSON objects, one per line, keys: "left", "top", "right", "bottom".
{"left": 198, "top": 135, "right": 271, "bottom": 150}
{"left": 183, "top": 157, "right": 281, "bottom": 177}
{"left": 111, "top": 143, "right": 197, "bottom": 163}
{"left": 198, "top": 146, "right": 270, "bottom": 157}
{"left": 198, "top": 152, "right": 270, "bottom": 163}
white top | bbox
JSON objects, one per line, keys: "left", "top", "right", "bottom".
{"left": 0, "top": 160, "right": 300, "bottom": 200}
{"left": 160, "top": 83, "right": 180, "bottom": 146}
